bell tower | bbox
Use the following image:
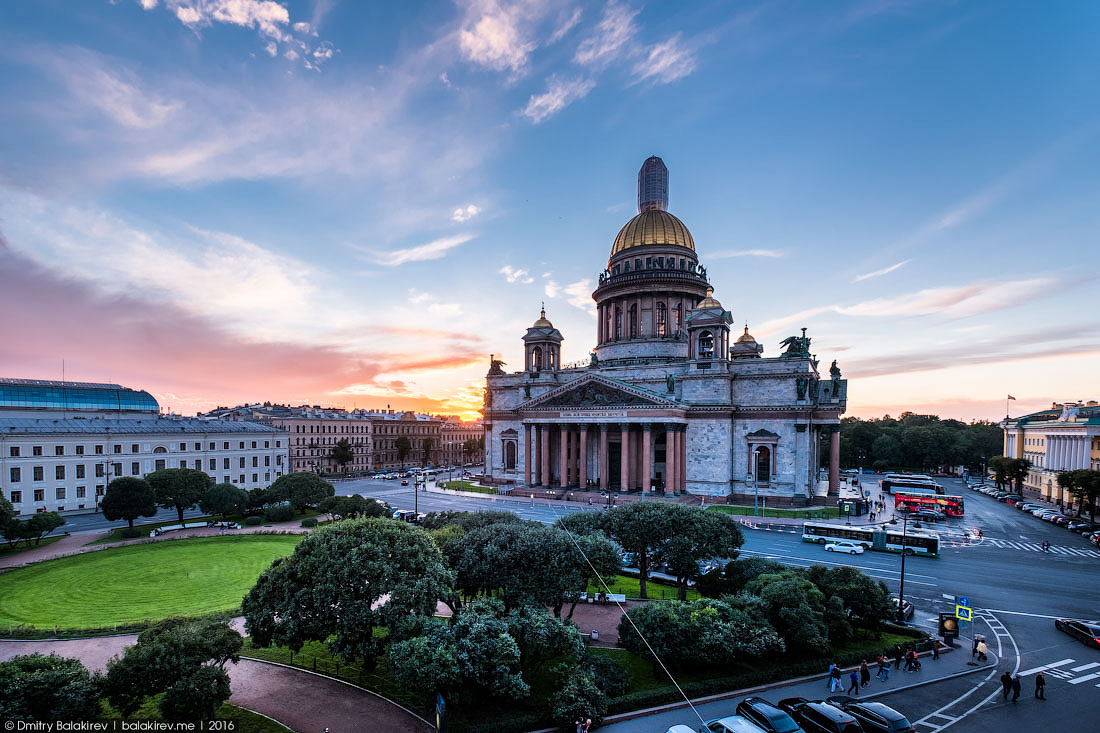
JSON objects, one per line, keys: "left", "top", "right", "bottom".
{"left": 522, "top": 306, "right": 563, "bottom": 372}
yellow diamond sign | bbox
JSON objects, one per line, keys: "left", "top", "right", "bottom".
{"left": 956, "top": 605, "right": 972, "bottom": 621}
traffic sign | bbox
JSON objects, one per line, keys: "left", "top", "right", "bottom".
{"left": 957, "top": 596, "right": 970, "bottom": 608}
{"left": 956, "top": 605, "right": 972, "bottom": 621}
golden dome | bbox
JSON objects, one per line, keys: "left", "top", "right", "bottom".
{"left": 737, "top": 325, "right": 757, "bottom": 343}
{"left": 611, "top": 209, "right": 695, "bottom": 255}
{"left": 697, "top": 287, "right": 722, "bottom": 309}
{"left": 533, "top": 307, "right": 553, "bottom": 327}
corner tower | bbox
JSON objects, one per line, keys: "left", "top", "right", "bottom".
{"left": 593, "top": 157, "right": 714, "bottom": 363}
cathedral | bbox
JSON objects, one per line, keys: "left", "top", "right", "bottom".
{"left": 483, "top": 157, "right": 847, "bottom": 504}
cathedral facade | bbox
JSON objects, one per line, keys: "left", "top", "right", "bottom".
{"left": 483, "top": 157, "right": 847, "bottom": 503}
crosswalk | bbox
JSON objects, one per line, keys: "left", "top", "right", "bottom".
{"left": 981, "top": 538, "right": 1100, "bottom": 557}
{"left": 1017, "top": 658, "right": 1100, "bottom": 686}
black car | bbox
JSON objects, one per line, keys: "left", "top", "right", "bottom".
{"left": 777, "top": 698, "right": 861, "bottom": 733}
{"left": 910, "top": 509, "right": 944, "bottom": 522}
{"left": 1055, "top": 618, "right": 1100, "bottom": 649}
{"left": 736, "top": 697, "right": 804, "bottom": 733}
{"left": 825, "top": 697, "right": 914, "bottom": 733}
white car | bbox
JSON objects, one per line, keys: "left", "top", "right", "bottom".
{"left": 825, "top": 540, "right": 865, "bottom": 555}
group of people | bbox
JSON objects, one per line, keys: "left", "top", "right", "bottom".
{"left": 574, "top": 718, "right": 593, "bottom": 732}
{"left": 1001, "top": 671, "right": 1045, "bottom": 702}
{"left": 829, "top": 645, "right": 930, "bottom": 695}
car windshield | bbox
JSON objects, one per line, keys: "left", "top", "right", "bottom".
{"left": 772, "top": 719, "right": 801, "bottom": 733}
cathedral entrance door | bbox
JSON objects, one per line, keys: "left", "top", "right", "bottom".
{"left": 608, "top": 441, "right": 622, "bottom": 490}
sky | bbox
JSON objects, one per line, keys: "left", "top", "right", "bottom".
{"left": 0, "top": 0, "right": 1097, "bottom": 423}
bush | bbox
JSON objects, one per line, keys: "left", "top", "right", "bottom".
{"left": 583, "top": 653, "right": 627, "bottom": 697}
{"left": 119, "top": 527, "right": 144, "bottom": 539}
{"left": 243, "top": 516, "right": 262, "bottom": 526}
{"left": 300, "top": 517, "right": 318, "bottom": 528}
{"left": 550, "top": 667, "right": 607, "bottom": 729}
{"left": 263, "top": 504, "right": 295, "bottom": 523}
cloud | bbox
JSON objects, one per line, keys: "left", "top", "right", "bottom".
{"left": 499, "top": 265, "right": 534, "bottom": 284}
{"left": 562, "top": 278, "right": 595, "bottom": 314}
{"left": 140, "top": 0, "right": 159, "bottom": 9}
{"left": 293, "top": 21, "right": 311, "bottom": 33}
{"left": 544, "top": 278, "right": 560, "bottom": 298}
{"left": 440, "top": 71, "right": 452, "bottom": 87}
{"left": 363, "top": 234, "right": 474, "bottom": 267}
{"left": 457, "top": 0, "right": 538, "bottom": 73}
{"left": 264, "top": 41, "right": 278, "bottom": 56}
{"left": 631, "top": 33, "right": 697, "bottom": 84}
{"left": 574, "top": 2, "right": 638, "bottom": 68}
{"left": 522, "top": 75, "right": 595, "bottom": 123}
{"left": 853, "top": 259, "right": 911, "bottom": 282}
{"left": 548, "top": 7, "right": 583, "bottom": 43}
{"left": 707, "top": 248, "right": 785, "bottom": 260}
{"left": 451, "top": 204, "right": 481, "bottom": 222}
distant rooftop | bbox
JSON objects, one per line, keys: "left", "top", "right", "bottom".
{"left": 0, "top": 378, "right": 159, "bottom": 414}
{"left": 0, "top": 417, "right": 282, "bottom": 436}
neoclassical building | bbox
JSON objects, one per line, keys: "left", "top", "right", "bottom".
{"left": 483, "top": 158, "right": 847, "bottom": 503}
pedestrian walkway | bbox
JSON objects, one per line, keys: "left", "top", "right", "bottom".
{"left": 980, "top": 538, "right": 1100, "bottom": 557}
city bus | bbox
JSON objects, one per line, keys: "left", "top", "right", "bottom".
{"left": 801, "top": 521, "right": 940, "bottom": 557}
{"left": 881, "top": 474, "right": 944, "bottom": 495}
{"left": 895, "top": 492, "right": 965, "bottom": 517}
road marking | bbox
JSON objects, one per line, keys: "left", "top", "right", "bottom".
{"left": 1071, "top": 662, "right": 1100, "bottom": 672}
{"left": 979, "top": 608, "right": 1064, "bottom": 620}
{"left": 1068, "top": 672, "right": 1100, "bottom": 685}
{"left": 1018, "top": 658, "right": 1075, "bottom": 676}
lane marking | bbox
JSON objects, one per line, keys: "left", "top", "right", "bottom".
{"left": 1018, "top": 658, "right": 1075, "bottom": 676}
{"left": 979, "top": 609, "right": 1064, "bottom": 620}
{"left": 1067, "top": 672, "right": 1100, "bottom": 685}
{"left": 1071, "top": 662, "right": 1100, "bottom": 672}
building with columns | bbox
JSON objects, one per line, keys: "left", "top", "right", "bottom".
{"left": 1002, "top": 400, "right": 1100, "bottom": 503}
{"left": 483, "top": 158, "right": 848, "bottom": 504}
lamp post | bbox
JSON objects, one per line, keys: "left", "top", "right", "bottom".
{"left": 890, "top": 513, "right": 911, "bottom": 622}
{"left": 752, "top": 448, "right": 761, "bottom": 516}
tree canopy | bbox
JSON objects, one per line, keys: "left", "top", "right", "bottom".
{"left": 147, "top": 468, "right": 214, "bottom": 523}
{"left": 330, "top": 438, "right": 354, "bottom": 473}
{"left": 0, "top": 654, "right": 102, "bottom": 722}
{"left": 199, "top": 483, "right": 249, "bottom": 519}
{"left": 395, "top": 436, "right": 412, "bottom": 465}
{"left": 267, "top": 472, "right": 335, "bottom": 512}
{"left": 243, "top": 518, "right": 453, "bottom": 668}
{"left": 835, "top": 413, "right": 1002, "bottom": 472}
{"left": 318, "top": 493, "right": 389, "bottom": 520}
{"left": 101, "top": 477, "right": 157, "bottom": 528}
{"left": 1058, "top": 469, "right": 1100, "bottom": 520}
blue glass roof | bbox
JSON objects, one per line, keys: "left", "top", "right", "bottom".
{"left": 0, "top": 378, "right": 159, "bottom": 413}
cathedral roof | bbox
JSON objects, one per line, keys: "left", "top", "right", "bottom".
{"left": 696, "top": 287, "right": 722, "bottom": 309}
{"left": 737, "top": 325, "right": 757, "bottom": 343}
{"left": 611, "top": 209, "right": 695, "bottom": 255}
{"left": 532, "top": 307, "right": 553, "bottom": 328}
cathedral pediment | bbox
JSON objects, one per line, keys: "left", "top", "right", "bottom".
{"left": 520, "top": 376, "right": 674, "bottom": 410}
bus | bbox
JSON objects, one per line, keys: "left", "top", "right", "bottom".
{"left": 801, "top": 521, "right": 940, "bottom": 557}
{"left": 895, "top": 492, "right": 965, "bottom": 517}
{"left": 881, "top": 474, "right": 944, "bottom": 495}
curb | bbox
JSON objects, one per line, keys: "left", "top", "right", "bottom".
{"left": 593, "top": 650, "right": 996, "bottom": 728}
{"left": 230, "top": 704, "right": 294, "bottom": 731}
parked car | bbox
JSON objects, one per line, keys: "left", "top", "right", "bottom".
{"left": 825, "top": 698, "right": 914, "bottom": 733}
{"left": 777, "top": 699, "right": 862, "bottom": 733}
{"left": 1049, "top": 515, "right": 1073, "bottom": 526}
{"left": 666, "top": 726, "right": 697, "bottom": 733}
{"left": 910, "top": 509, "right": 945, "bottom": 522}
{"left": 1069, "top": 521, "right": 1100, "bottom": 534}
{"left": 825, "top": 541, "right": 865, "bottom": 555}
{"left": 1017, "top": 503, "right": 1041, "bottom": 511}
{"left": 700, "top": 715, "right": 764, "bottom": 733}
{"left": 890, "top": 597, "right": 915, "bottom": 621}
{"left": 1054, "top": 618, "right": 1100, "bottom": 649}
{"left": 736, "top": 697, "right": 804, "bottom": 733}
{"left": 1000, "top": 494, "right": 1023, "bottom": 503}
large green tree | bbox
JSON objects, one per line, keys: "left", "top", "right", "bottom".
{"left": 1008, "top": 457, "right": 1033, "bottom": 494}
{"left": 103, "top": 617, "right": 241, "bottom": 721}
{"left": 746, "top": 572, "right": 830, "bottom": 655}
{"left": 657, "top": 507, "right": 744, "bottom": 600}
{"left": 802, "top": 565, "right": 893, "bottom": 630}
{"left": 0, "top": 493, "right": 14, "bottom": 529}
{"left": 838, "top": 414, "right": 1003, "bottom": 472}
{"left": 267, "top": 472, "right": 335, "bottom": 513}
{"left": 243, "top": 518, "right": 453, "bottom": 668}
{"left": 101, "top": 477, "right": 157, "bottom": 528}
{"left": 1061, "top": 469, "right": 1100, "bottom": 520}
{"left": 0, "top": 654, "right": 102, "bottom": 722}
{"left": 603, "top": 502, "right": 676, "bottom": 599}
{"left": 147, "top": 468, "right": 214, "bottom": 523}
{"left": 330, "top": 438, "right": 354, "bottom": 473}
{"left": 318, "top": 494, "right": 389, "bottom": 520}
{"left": 395, "top": 436, "right": 412, "bottom": 466}
{"left": 199, "top": 483, "right": 249, "bottom": 520}
{"left": 421, "top": 437, "right": 434, "bottom": 466}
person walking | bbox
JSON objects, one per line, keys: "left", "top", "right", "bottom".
{"left": 1035, "top": 671, "right": 1046, "bottom": 700}
{"left": 932, "top": 640, "right": 941, "bottom": 661}
{"left": 1011, "top": 674, "right": 1022, "bottom": 703}
{"left": 829, "top": 663, "right": 843, "bottom": 692}
{"left": 894, "top": 645, "right": 903, "bottom": 670}
{"left": 1000, "top": 672, "right": 1013, "bottom": 702}
{"left": 877, "top": 655, "right": 889, "bottom": 682}
{"left": 976, "top": 640, "right": 988, "bottom": 662}
{"left": 860, "top": 660, "right": 871, "bottom": 688}
{"left": 847, "top": 670, "right": 860, "bottom": 696}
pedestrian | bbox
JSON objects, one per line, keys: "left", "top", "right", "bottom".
{"left": 1035, "top": 671, "right": 1046, "bottom": 700}
{"left": 1011, "top": 674, "right": 1021, "bottom": 703}
{"left": 976, "top": 640, "right": 988, "bottom": 662}
{"left": 932, "top": 640, "right": 941, "bottom": 661}
{"left": 847, "top": 669, "right": 860, "bottom": 696}
{"left": 870, "top": 511, "right": 875, "bottom": 521}
{"left": 829, "top": 663, "right": 843, "bottom": 691}
{"left": 1000, "top": 672, "right": 1012, "bottom": 702}
{"left": 904, "top": 649, "right": 915, "bottom": 671}
{"left": 972, "top": 636, "right": 980, "bottom": 659}
{"left": 860, "top": 660, "right": 871, "bottom": 688}
{"left": 576, "top": 719, "right": 584, "bottom": 733}
{"left": 583, "top": 719, "right": 592, "bottom": 733}
{"left": 827, "top": 663, "right": 836, "bottom": 690}
{"left": 877, "top": 655, "right": 889, "bottom": 682}
{"left": 894, "top": 645, "right": 903, "bottom": 670}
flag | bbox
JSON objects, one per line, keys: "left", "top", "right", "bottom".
{"left": 1007, "top": 395, "right": 1016, "bottom": 400}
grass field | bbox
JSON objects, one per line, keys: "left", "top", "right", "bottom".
{"left": 440, "top": 480, "right": 498, "bottom": 494}
{"left": 587, "top": 573, "right": 700, "bottom": 601}
{"left": 0, "top": 535, "right": 302, "bottom": 631}
{"left": 708, "top": 505, "right": 841, "bottom": 519}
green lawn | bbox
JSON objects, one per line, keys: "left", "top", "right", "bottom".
{"left": 440, "top": 480, "right": 498, "bottom": 494}
{"left": 587, "top": 573, "right": 700, "bottom": 601}
{"left": 708, "top": 505, "right": 841, "bottom": 520}
{"left": 0, "top": 534, "right": 65, "bottom": 557}
{"left": 0, "top": 535, "right": 302, "bottom": 631}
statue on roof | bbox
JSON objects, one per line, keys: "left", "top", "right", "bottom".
{"left": 830, "top": 360, "right": 842, "bottom": 381}
{"left": 488, "top": 354, "right": 506, "bottom": 376}
{"left": 666, "top": 373, "right": 676, "bottom": 393}
{"left": 779, "top": 328, "right": 812, "bottom": 359}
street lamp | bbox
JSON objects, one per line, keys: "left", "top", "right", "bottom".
{"left": 889, "top": 513, "right": 912, "bottom": 622}
{"left": 752, "top": 448, "right": 761, "bottom": 516}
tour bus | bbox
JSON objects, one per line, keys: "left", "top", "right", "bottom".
{"left": 801, "top": 521, "right": 940, "bottom": 557}
{"left": 895, "top": 492, "right": 965, "bottom": 517}
{"left": 881, "top": 474, "right": 944, "bottom": 495}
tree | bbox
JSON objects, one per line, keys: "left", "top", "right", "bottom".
{"left": 243, "top": 518, "right": 454, "bottom": 668}
{"left": 696, "top": 557, "right": 788, "bottom": 598}
{"left": 746, "top": 572, "right": 830, "bottom": 655}
{"left": 330, "top": 438, "right": 354, "bottom": 474}
{"left": 103, "top": 617, "right": 241, "bottom": 721}
{"left": 1064, "top": 470, "right": 1100, "bottom": 521}
{"left": 505, "top": 605, "right": 584, "bottom": 674}
{"left": 549, "top": 666, "right": 607, "bottom": 730}
{"left": 23, "top": 512, "right": 66, "bottom": 546}
{"left": 395, "top": 436, "right": 412, "bottom": 467}
{"left": 989, "top": 456, "right": 1010, "bottom": 490}
{"left": 147, "top": 468, "right": 214, "bottom": 523}
{"left": 318, "top": 494, "right": 389, "bottom": 520}
{"left": 101, "top": 477, "right": 157, "bottom": 528}
{"left": 603, "top": 502, "right": 677, "bottom": 599}
{"left": 0, "top": 493, "right": 14, "bottom": 529}
{"left": 553, "top": 510, "right": 606, "bottom": 537}
{"left": 1008, "top": 457, "right": 1033, "bottom": 494}
{"left": 199, "top": 483, "right": 249, "bottom": 520}
{"left": 421, "top": 437, "right": 435, "bottom": 466}
{"left": 0, "top": 654, "right": 102, "bottom": 722}
{"left": 803, "top": 565, "right": 893, "bottom": 630}
{"left": 656, "top": 507, "right": 744, "bottom": 600}
{"left": 267, "top": 472, "right": 334, "bottom": 513}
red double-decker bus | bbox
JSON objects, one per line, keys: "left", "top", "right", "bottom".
{"left": 895, "top": 492, "right": 965, "bottom": 517}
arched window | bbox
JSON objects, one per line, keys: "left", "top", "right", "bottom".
{"left": 655, "top": 302, "right": 667, "bottom": 337}
{"left": 755, "top": 446, "right": 771, "bottom": 483}
{"left": 698, "top": 330, "right": 714, "bottom": 358}
{"left": 614, "top": 307, "right": 622, "bottom": 339}
{"left": 505, "top": 441, "right": 517, "bottom": 469}
{"left": 152, "top": 446, "right": 167, "bottom": 454}
{"left": 629, "top": 304, "right": 638, "bottom": 338}
{"left": 531, "top": 346, "right": 543, "bottom": 371}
